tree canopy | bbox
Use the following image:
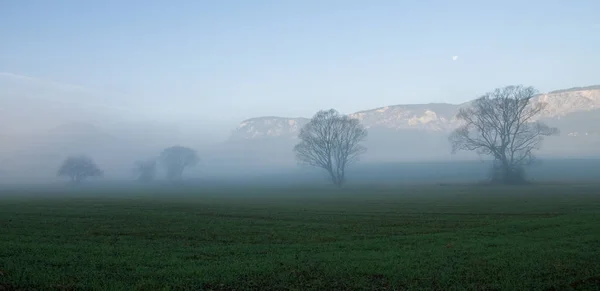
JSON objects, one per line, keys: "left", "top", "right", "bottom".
{"left": 57, "top": 155, "right": 103, "bottom": 183}
{"left": 159, "top": 146, "right": 199, "bottom": 181}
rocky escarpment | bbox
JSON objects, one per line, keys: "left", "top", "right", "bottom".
{"left": 229, "top": 116, "right": 309, "bottom": 140}
{"left": 229, "top": 86, "right": 600, "bottom": 140}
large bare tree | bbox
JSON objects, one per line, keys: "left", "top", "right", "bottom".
{"left": 449, "top": 85, "right": 558, "bottom": 184}
{"left": 294, "top": 109, "right": 367, "bottom": 187}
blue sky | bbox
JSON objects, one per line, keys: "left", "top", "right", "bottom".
{"left": 1, "top": 0, "right": 599, "bottom": 123}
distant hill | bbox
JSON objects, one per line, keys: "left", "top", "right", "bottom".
{"left": 224, "top": 85, "right": 600, "bottom": 164}
{"left": 549, "top": 85, "right": 600, "bottom": 94}
{"left": 230, "top": 86, "right": 600, "bottom": 140}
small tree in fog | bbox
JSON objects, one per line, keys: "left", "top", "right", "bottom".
{"left": 133, "top": 159, "right": 157, "bottom": 182}
{"left": 294, "top": 109, "right": 367, "bottom": 187}
{"left": 449, "top": 85, "right": 558, "bottom": 184}
{"left": 159, "top": 146, "right": 199, "bottom": 181}
{"left": 57, "top": 155, "right": 103, "bottom": 183}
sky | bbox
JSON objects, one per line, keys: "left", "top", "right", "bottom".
{"left": 1, "top": 0, "right": 600, "bottom": 124}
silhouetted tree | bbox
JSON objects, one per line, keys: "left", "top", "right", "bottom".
{"left": 57, "top": 155, "right": 103, "bottom": 183}
{"left": 133, "top": 159, "right": 157, "bottom": 182}
{"left": 159, "top": 146, "right": 199, "bottom": 181}
{"left": 449, "top": 85, "right": 559, "bottom": 184}
{"left": 294, "top": 109, "right": 367, "bottom": 187}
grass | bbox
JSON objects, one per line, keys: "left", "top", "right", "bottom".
{"left": 1, "top": 184, "right": 600, "bottom": 290}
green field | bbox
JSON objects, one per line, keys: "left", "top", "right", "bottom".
{"left": 1, "top": 184, "right": 600, "bottom": 290}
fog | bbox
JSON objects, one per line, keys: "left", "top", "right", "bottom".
{"left": 2, "top": 84, "right": 600, "bottom": 187}
{"left": 2, "top": 2, "right": 600, "bottom": 188}
{"left": 2, "top": 76, "right": 600, "bottom": 186}
{"left": 2, "top": 79, "right": 600, "bottom": 187}
{"left": 4, "top": 76, "right": 600, "bottom": 187}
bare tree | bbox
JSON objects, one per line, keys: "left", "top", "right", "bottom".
{"left": 133, "top": 159, "right": 157, "bottom": 182}
{"left": 449, "top": 85, "right": 558, "bottom": 184}
{"left": 57, "top": 155, "right": 103, "bottom": 183}
{"left": 294, "top": 109, "right": 367, "bottom": 187}
{"left": 159, "top": 146, "right": 199, "bottom": 181}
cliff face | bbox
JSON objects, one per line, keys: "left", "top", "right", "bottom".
{"left": 229, "top": 117, "right": 310, "bottom": 140}
{"left": 229, "top": 87, "right": 600, "bottom": 140}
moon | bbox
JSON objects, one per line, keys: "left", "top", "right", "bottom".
{"left": 452, "top": 56, "right": 458, "bottom": 61}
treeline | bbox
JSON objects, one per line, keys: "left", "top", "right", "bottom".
{"left": 57, "top": 146, "right": 199, "bottom": 184}
{"left": 57, "top": 85, "right": 559, "bottom": 187}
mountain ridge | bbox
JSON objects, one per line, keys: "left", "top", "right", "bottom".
{"left": 230, "top": 86, "right": 600, "bottom": 140}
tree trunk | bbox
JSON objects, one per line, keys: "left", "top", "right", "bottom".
{"left": 327, "top": 168, "right": 344, "bottom": 188}
{"left": 501, "top": 163, "right": 512, "bottom": 184}
{"left": 70, "top": 174, "right": 84, "bottom": 184}
{"left": 334, "top": 179, "right": 343, "bottom": 188}
{"left": 491, "top": 159, "right": 526, "bottom": 185}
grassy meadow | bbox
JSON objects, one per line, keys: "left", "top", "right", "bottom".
{"left": 1, "top": 184, "right": 600, "bottom": 290}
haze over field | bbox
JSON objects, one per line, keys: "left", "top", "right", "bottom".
{"left": 1, "top": 1, "right": 599, "bottom": 184}
{"left": 3, "top": 2, "right": 600, "bottom": 290}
